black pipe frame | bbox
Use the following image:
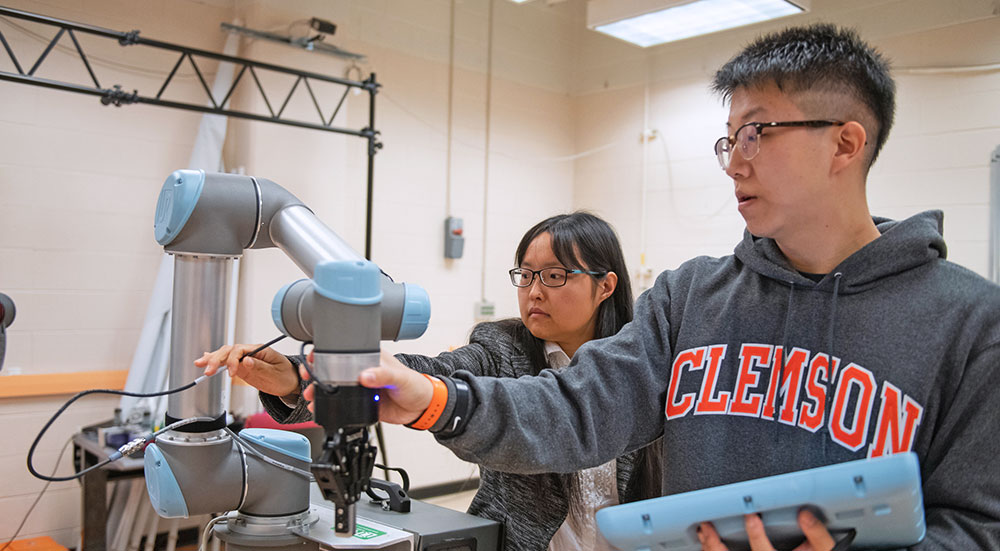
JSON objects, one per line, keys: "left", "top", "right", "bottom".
{"left": 0, "top": 4, "right": 383, "bottom": 258}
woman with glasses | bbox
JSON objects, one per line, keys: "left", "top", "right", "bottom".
{"left": 197, "top": 211, "right": 661, "bottom": 551}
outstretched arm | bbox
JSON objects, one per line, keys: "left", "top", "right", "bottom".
{"left": 361, "top": 277, "right": 674, "bottom": 475}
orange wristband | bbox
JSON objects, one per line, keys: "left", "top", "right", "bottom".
{"left": 408, "top": 374, "right": 448, "bottom": 430}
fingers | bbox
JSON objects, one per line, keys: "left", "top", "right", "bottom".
{"left": 358, "top": 364, "right": 433, "bottom": 424}
{"left": 301, "top": 365, "right": 314, "bottom": 413}
{"left": 698, "top": 522, "right": 727, "bottom": 551}
{"left": 360, "top": 350, "right": 416, "bottom": 388}
{"left": 358, "top": 366, "right": 394, "bottom": 388}
{"left": 698, "top": 516, "right": 779, "bottom": 551}
{"left": 797, "top": 509, "right": 834, "bottom": 551}
{"left": 696, "top": 512, "right": 832, "bottom": 551}
{"left": 224, "top": 345, "right": 251, "bottom": 374}
{"left": 253, "top": 346, "right": 285, "bottom": 364}
{"left": 196, "top": 343, "right": 285, "bottom": 378}
{"left": 198, "top": 344, "right": 250, "bottom": 377}
{"left": 197, "top": 353, "right": 217, "bottom": 375}
{"left": 302, "top": 372, "right": 314, "bottom": 399}
{"left": 230, "top": 355, "right": 254, "bottom": 381}
{"left": 744, "top": 514, "right": 775, "bottom": 551}
{"left": 196, "top": 345, "right": 237, "bottom": 376}
{"left": 298, "top": 349, "right": 315, "bottom": 412}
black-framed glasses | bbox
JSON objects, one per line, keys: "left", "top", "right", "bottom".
{"left": 713, "top": 120, "right": 845, "bottom": 170}
{"left": 509, "top": 267, "right": 607, "bottom": 288}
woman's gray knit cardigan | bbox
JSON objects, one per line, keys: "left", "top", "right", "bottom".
{"left": 259, "top": 321, "right": 661, "bottom": 551}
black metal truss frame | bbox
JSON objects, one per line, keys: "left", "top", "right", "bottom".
{"left": 0, "top": 5, "right": 383, "bottom": 258}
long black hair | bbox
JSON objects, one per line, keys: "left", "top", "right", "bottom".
{"left": 503, "top": 213, "right": 662, "bottom": 516}
{"left": 507, "top": 211, "right": 633, "bottom": 374}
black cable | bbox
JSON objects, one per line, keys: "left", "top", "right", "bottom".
{"left": 27, "top": 336, "right": 287, "bottom": 482}
{"left": 28, "top": 384, "right": 199, "bottom": 481}
{"left": 298, "top": 341, "right": 336, "bottom": 393}
{"left": 374, "top": 423, "right": 391, "bottom": 480}
{"left": 246, "top": 334, "right": 287, "bottom": 359}
{"left": 373, "top": 463, "right": 409, "bottom": 491}
{"left": 831, "top": 528, "right": 857, "bottom": 551}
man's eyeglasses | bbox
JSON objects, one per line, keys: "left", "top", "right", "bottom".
{"left": 713, "top": 120, "right": 845, "bottom": 170}
{"left": 509, "top": 267, "right": 607, "bottom": 288}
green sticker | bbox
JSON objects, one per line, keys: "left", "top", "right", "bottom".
{"left": 352, "top": 524, "right": 387, "bottom": 540}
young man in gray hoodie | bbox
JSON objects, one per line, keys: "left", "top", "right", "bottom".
{"left": 355, "top": 24, "right": 1000, "bottom": 550}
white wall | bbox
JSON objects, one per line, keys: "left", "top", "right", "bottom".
{"left": 0, "top": 0, "right": 232, "bottom": 545}
{"left": 1, "top": 0, "right": 997, "bottom": 545}
{"left": 225, "top": 0, "right": 579, "bottom": 490}
{"left": 571, "top": 0, "right": 1000, "bottom": 287}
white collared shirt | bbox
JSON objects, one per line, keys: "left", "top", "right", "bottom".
{"left": 544, "top": 341, "right": 572, "bottom": 369}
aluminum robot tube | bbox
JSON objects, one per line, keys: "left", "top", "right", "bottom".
{"left": 269, "top": 205, "right": 364, "bottom": 277}
{"left": 166, "top": 254, "right": 232, "bottom": 423}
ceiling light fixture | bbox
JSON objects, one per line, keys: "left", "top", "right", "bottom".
{"left": 587, "top": 0, "right": 809, "bottom": 48}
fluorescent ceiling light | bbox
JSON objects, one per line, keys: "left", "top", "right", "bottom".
{"left": 587, "top": 0, "right": 809, "bottom": 47}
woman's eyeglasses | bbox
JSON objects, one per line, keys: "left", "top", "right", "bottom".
{"left": 509, "top": 267, "right": 607, "bottom": 288}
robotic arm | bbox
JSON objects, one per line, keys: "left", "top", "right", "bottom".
{"left": 0, "top": 292, "right": 14, "bottom": 371}
{"left": 149, "top": 170, "right": 429, "bottom": 539}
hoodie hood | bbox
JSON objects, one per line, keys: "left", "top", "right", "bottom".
{"left": 734, "top": 210, "right": 947, "bottom": 294}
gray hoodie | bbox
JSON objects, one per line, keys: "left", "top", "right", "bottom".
{"left": 438, "top": 211, "right": 1000, "bottom": 550}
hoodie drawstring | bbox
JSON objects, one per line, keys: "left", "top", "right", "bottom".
{"left": 776, "top": 274, "right": 843, "bottom": 453}
{"left": 775, "top": 282, "right": 795, "bottom": 430}
{"left": 822, "top": 272, "right": 843, "bottom": 457}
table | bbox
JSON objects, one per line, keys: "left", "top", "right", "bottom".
{"left": 72, "top": 431, "right": 145, "bottom": 551}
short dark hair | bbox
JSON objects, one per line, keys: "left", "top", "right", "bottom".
{"left": 509, "top": 211, "right": 633, "bottom": 372}
{"left": 712, "top": 23, "right": 895, "bottom": 167}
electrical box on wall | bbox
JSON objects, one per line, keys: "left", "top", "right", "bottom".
{"left": 445, "top": 216, "right": 464, "bottom": 259}
{"left": 474, "top": 300, "right": 495, "bottom": 322}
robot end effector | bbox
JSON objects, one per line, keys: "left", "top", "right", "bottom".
{"left": 273, "top": 259, "right": 427, "bottom": 535}
{"left": 152, "top": 170, "right": 431, "bottom": 536}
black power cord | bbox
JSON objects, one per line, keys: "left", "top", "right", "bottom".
{"left": 298, "top": 341, "right": 336, "bottom": 393}
{"left": 27, "top": 336, "right": 287, "bottom": 482}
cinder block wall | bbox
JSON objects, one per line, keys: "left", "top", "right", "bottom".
{"left": 2, "top": 0, "right": 998, "bottom": 545}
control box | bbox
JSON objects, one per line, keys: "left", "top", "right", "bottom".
{"left": 444, "top": 217, "right": 464, "bottom": 259}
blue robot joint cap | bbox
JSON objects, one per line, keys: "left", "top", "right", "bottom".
{"left": 313, "top": 260, "right": 384, "bottom": 305}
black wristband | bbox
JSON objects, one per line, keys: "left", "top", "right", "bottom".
{"left": 431, "top": 377, "right": 474, "bottom": 437}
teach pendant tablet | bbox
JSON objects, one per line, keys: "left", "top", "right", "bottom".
{"left": 596, "top": 452, "right": 924, "bottom": 551}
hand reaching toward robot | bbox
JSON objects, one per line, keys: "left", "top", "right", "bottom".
{"left": 198, "top": 345, "right": 434, "bottom": 427}
{"left": 196, "top": 344, "right": 300, "bottom": 398}
{"left": 299, "top": 350, "right": 433, "bottom": 426}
